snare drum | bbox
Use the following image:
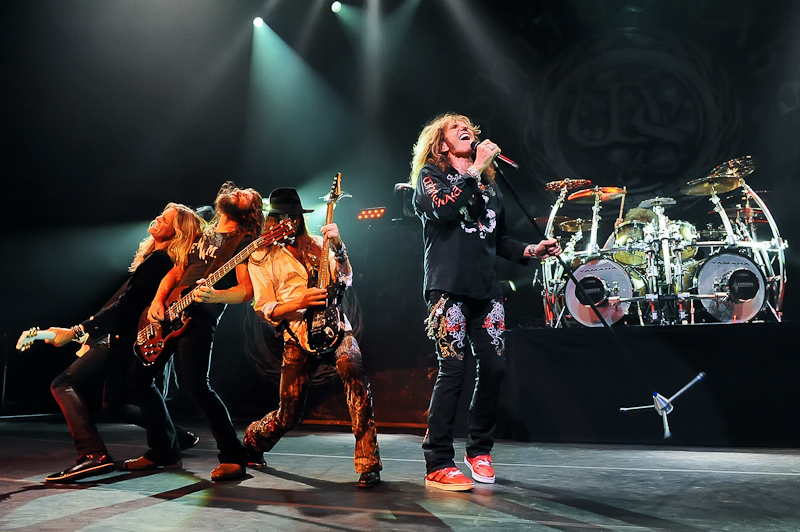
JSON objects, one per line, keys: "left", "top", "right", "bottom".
{"left": 612, "top": 221, "right": 649, "bottom": 266}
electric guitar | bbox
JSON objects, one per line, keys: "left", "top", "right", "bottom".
{"left": 134, "top": 218, "right": 295, "bottom": 366}
{"left": 305, "top": 173, "right": 347, "bottom": 355}
{"left": 16, "top": 327, "right": 88, "bottom": 356}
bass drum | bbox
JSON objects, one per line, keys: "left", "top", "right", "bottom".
{"left": 565, "top": 258, "right": 636, "bottom": 327}
{"left": 695, "top": 252, "right": 766, "bottom": 322}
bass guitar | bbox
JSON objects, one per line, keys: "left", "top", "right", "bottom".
{"left": 306, "top": 172, "right": 347, "bottom": 355}
{"left": 134, "top": 218, "right": 295, "bottom": 366}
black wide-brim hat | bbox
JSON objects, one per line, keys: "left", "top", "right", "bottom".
{"left": 267, "top": 187, "right": 314, "bottom": 217}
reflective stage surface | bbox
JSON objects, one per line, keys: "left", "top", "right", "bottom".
{"left": 1, "top": 420, "right": 799, "bottom": 531}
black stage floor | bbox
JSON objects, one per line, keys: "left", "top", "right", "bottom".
{"left": 1, "top": 420, "right": 799, "bottom": 531}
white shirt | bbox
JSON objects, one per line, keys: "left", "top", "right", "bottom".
{"left": 248, "top": 235, "right": 352, "bottom": 343}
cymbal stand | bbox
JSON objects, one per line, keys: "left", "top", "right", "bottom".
{"left": 642, "top": 223, "right": 659, "bottom": 295}
{"left": 544, "top": 183, "right": 570, "bottom": 239}
{"left": 541, "top": 183, "right": 571, "bottom": 327}
{"left": 708, "top": 186, "right": 738, "bottom": 246}
{"left": 650, "top": 205, "right": 673, "bottom": 291}
{"left": 587, "top": 193, "right": 602, "bottom": 256}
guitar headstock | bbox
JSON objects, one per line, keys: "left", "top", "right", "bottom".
{"left": 259, "top": 217, "right": 296, "bottom": 246}
{"left": 16, "top": 327, "right": 40, "bottom": 352}
{"left": 325, "top": 172, "right": 342, "bottom": 205}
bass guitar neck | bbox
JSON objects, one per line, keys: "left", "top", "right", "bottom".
{"left": 134, "top": 218, "right": 295, "bottom": 366}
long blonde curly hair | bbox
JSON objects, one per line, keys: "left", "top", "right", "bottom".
{"left": 129, "top": 203, "right": 203, "bottom": 272}
{"left": 408, "top": 113, "right": 495, "bottom": 187}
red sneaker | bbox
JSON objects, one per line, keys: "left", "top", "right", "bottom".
{"left": 464, "top": 454, "right": 495, "bottom": 483}
{"left": 425, "top": 466, "right": 474, "bottom": 491}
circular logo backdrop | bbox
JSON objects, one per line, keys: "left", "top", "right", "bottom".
{"left": 522, "top": 31, "right": 741, "bottom": 204}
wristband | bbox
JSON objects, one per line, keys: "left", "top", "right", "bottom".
{"left": 466, "top": 165, "right": 480, "bottom": 180}
{"left": 333, "top": 242, "right": 348, "bottom": 263}
{"left": 72, "top": 324, "right": 89, "bottom": 344}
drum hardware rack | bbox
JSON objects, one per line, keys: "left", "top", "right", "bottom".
{"left": 539, "top": 156, "right": 789, "bottom": 328}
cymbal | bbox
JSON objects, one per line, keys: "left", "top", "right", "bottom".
{"left": 534, "top": 216, "right": 571, "bottom": 228}
{"left": 544, "top": 178, "right": 591, "bottom": 192}
{"left": 681, "top": 175, "right": 743, "bottom": 196}
{"left": 638, "top": 196, "right": 675, "bottom": 209}
{"left": 567, "top": 186, "right": 626, "bottom": 203}
{"left": 559, "top": 218, "right": 591, "bottom": 232}
{"left": 707, "top": 156, "right": 755, "bottom": 179}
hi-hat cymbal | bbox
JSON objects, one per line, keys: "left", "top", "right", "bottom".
{"left": 707, "top": 156, "right": 755, "bottom": 179}
{"left": 534, "top": 216, "right": 571, "bottom": 228}
{"left": 567, "top": 186, "right": 626, "bottom": 203}
{"left": 544, "top": 178, "right": 591, "bottom": 191}
{"left": 639, "top": 196, "right": 676, "bottom": 209}
{"left": 559, "top": 218, "right": 591, "bottom": 232}
{"left": 681, "top": 176, "right": 743, "bottom": 196}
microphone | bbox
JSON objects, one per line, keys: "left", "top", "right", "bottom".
{"left": 470, "top": 140, "right": 519, "bottom": 169}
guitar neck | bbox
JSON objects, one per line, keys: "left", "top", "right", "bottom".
{"left": 167, "top": 223, "right": 291, "bottom": 318}
{"left": 317, "top": 201, "right": 336, "bottom": 290}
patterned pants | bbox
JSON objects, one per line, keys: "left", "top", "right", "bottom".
{"left": 244, "top": 333, "right": 382, "bottom": 474}
{"left": 422, "top": 291, "right": 507, "bottom": 473}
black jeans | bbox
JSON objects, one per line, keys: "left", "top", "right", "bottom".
{"left": 51, "top": 340, "right": 154, "bottom": 458}
{"left": 128, "top": 310, "right": 248, "bottom": 465}
{"left": 421, "top": 291, "right": 507, "bottom": 474}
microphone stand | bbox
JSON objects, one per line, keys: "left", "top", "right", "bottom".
{"left": 492, "top": 162, "right": 654, "bottom": 393}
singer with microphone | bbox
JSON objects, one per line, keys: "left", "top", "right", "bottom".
{"left": 408, "top": 113, "right": 560, "bottom": 491}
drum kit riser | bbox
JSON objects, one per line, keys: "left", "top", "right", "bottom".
{"left": 539, "top": 156, "right": 788, "bottom": 327}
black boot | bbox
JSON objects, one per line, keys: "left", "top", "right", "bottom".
{"left": 177, "top": 430, "right": 200, "bottom": 451}
{"left": 46, "top": 453, "right": 115, "bottom": 483}
{"left": 357, "top": 471, "right": 381, "bottom": 488}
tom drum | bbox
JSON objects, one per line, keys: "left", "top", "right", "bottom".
{"left": 612, "top": 221, "right": 649, "bottom": 266}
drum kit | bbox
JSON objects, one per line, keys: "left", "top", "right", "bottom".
{"left": 539, "top": 156, "right": 788, "bottom": 327}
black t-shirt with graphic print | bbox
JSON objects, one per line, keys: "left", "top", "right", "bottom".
{"left": 412, "top": 163, "right": 529, "bottom": 300}
{"left": 179, "top": 231, "right": 254, "bottom": 319}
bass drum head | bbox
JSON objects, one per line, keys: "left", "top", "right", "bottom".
{"left": 696, "top": 252, "right": 765, "bottom": 322}
{"left": 566, "top": 258, "right": 633, "bottom": 327}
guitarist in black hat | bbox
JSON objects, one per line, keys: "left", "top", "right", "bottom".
{"left": 244, "top": 187, "right": 382, "bottom": 488}
{"left": 125, "top": 182, "right": 264, "bottom": 482}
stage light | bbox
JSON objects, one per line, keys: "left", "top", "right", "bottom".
{"left": 331, "top": 1, "right": 342, "bottom": 13}
{"left": 253, "top": 17, "right": 264, "bottom": 27}
{"left": 243, "top": 21, "right": 355, "bottom": 181}
{"left": 357, "top": 207, "right": 386, "bottom": 221}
